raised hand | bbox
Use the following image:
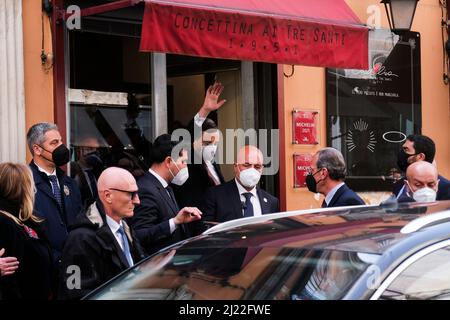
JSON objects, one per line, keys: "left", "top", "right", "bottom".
{"left": 198, "top": 82, "right": 226, "bottom": 118}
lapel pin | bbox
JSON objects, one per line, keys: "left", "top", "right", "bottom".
{"left": 263, "top": 198, "right": 268, "bottom": 203}
{"left": 63, "top": 185, "right": 70, "bottom": 196}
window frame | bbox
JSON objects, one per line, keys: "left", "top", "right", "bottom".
{"left": 370, "top": 238, "right": 450, "bottom": 300}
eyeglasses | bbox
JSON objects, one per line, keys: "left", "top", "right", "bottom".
{"left": 109, "top": 188, "right": 138, "bottom": 199}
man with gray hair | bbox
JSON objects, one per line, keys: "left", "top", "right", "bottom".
{"left": 306, "top": 148, "right": 365, "bottom": 208}
{"left": 27, "top": 122, "right": 82, "bottom": 264}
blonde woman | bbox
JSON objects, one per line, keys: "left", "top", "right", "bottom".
{"left": 0, "top": 163, "right": 53, "bottom": 300}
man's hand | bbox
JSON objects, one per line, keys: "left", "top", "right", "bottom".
{"left": 0, "top": 248, "right": 19, "bottom": 277}
{"left": 174, "top": 207, "right": 202, "bottom": 225}
{"left": 198, "top": 82, "right": 226, "bottom": 118}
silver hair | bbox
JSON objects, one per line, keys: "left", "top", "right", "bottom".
{"left": 316, "top": 147, "right": 347, "bottom": 181}
{"left": 27, "top": 122, "right": 59, "bottom": 155}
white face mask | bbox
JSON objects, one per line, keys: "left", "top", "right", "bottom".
{"left": 239, "top": 168, "right": 261, "bottom": 188}
{"left": 202, "top": 145, "right": 217, "bottom": 163}
{"left": 412, "top": 187, "right": 437, "bottom": 203}
{"left": 169, "top": 160, "right": 189, "bottom": 186}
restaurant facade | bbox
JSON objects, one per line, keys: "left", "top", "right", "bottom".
{"left": 1, "top": 0, "right": 449, "bottom": 211}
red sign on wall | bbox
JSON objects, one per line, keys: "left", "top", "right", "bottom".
{"left": 292, "top": 110, "right": 319, "bottom": 144}
{"left": 294, "top": 153, "right": 313, "bottom": 188}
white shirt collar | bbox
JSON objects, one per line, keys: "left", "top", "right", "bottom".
{"left": 106, "top": 215, "right": 123, "bottom": 234}
{"left": 235, "top": 178, "right": 257, "bottom": 198}
{"left": 35, "top": 162, "right": 56, "bottom": 176}
{"left": 325, "top": 182, "right": 345, "bottom": 206}
{"left": 149, "top": 168, "right": 169, "bottom": 188}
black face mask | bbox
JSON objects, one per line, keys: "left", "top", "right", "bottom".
{"left": 306, "top": 169, "right": 323, "bottom": 193}
{"left": 39, "top": 144, "right": 70, "bottom": 167}
{"left": 397, "top": 149, "right": 419, "bottom": 173}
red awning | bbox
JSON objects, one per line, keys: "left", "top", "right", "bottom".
{"left": 140, "top": 0, "right": 368, "bottom": 69}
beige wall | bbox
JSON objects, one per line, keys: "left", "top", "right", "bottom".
{"left": 22, "top": 0, "right": 54, "bottom": 162}
{"left": 283, "top": 0, "right": 450, "bottom": 210}
{"left": 168, "top": 74, "right": 205, "bottom": 126}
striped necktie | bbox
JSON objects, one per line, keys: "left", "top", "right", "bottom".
{"left": 48, "top": 175, "right": 62, "bottom": 208}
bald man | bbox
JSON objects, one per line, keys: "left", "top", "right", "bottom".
{"left": 200, "top": 145, "right": 279, "bottom": 226}
{"left": 58, "top": 167, "right": 146, "bottom": 300}
{"left": 399, "top": 161, "right": 440, "bottom": 203}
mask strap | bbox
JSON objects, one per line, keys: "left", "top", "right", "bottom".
{"left": 36, "top": 144, "right": 54, "bottom": 164}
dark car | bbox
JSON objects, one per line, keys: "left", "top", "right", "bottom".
{"left": 86, "top": 201, "right": 450, "bottom": 300}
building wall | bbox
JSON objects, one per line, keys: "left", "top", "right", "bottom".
{"left": 282, "top": 0, "right": 450, "bottom": 211}
{"left": 22, "top": 0, "right": 54, "bottom": 162}
{"left": 0, "top": 0, "right": 26, "bottom": 162}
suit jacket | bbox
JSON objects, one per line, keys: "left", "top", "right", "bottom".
{"left": 58, "top": 201, "right": 146, "bottom": 300}
{"left": 173, "top": 162, "right": 225, "bottom": 209}
{"left": 30, "top": 161, "right": 82, "bottom": 263}
{"left": 325, "top": 183, "right": 365, "bottom": 208}
{"left": 394, "top": 175, "right": 450, "bottom": 201}
{"left": 200, "top": 179, "right": 280, "bottom": 225}
{"left": 129, "top": 172, "right": 191, "bottom": 255}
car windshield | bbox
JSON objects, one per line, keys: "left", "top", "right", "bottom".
{"left": 88, "top": 246, "right": 370, "bottom": 300}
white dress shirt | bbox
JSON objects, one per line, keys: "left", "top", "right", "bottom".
{"left": 324, "top": 182, "right": 345, "bottom": 207}
{"left": 35, "top": 163, "right": 60, "bottom": 188}
{"left": 194, "top": 112, "right": 206, "bottom": 127}
{"left": 106, "top": 215, "right": 134, "bottom": 266}
{"left": 204, "top": 160, "right": 221, "bottom": 184}
{"left": 235, "top": 179, "right": 262, "bottom": 217}
{"left": 148, "top": 169, "right": 177, "bottom": 233}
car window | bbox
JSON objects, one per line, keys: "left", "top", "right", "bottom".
{"left": 380, "top": 246, "right": 450, "bottom": 300}
{"left": 88, "top": 247, "right": 369, "bottom": 300}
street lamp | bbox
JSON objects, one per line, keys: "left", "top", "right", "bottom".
{"left": 381, "top": 0, "right": 420, "bottom": 35}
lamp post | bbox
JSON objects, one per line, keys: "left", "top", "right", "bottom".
{"left": 381, "top": 0, "right": 420, "bottom": 35}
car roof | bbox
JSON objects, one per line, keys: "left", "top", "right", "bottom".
{"left": 179, "top": 201, "right": 450, "bottom": 255}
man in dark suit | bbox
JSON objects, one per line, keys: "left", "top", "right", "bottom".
{"left": 201, "top": 145, "right": 279, "bottom": 225}
{"left": 27, "top": 123, "right": 83, "bottom": 264}
{"left": 305, "top": 148, "right": 365, "bottom": 208}
{"left": 129, "top": 134, "right": 202, "bottom": 255}
{"left": 394, "top": 134, "right": 450, "bottom": 201}
{"left": 59, "top": 167, "right": 146, "bottom": 300}
{"left": 173, "top": 82, "right": 226, "bottom": 209}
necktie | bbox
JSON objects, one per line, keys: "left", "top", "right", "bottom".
{"left": 242, "top": 192, "right": 254, "bottom": 218}
{"left": 117, "top": 226, "right": 134, "bottom": 268}
{"left": 166, "top": 185, "right": 180, "bottom": 212}
{"left": 48, "top": 175, "right": 62, "bottom": 208}
{"left": 321, "top": 200, "right": 327, "bottom": 208}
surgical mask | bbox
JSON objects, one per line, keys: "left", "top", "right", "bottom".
{"left": 239, "top": 168, "right": 261, "bottom": 188}
{"left": 169, "top": 160, "right": 189, "bottom": 186}
{"left": 412, "top": 187, "right": 437, "bottom": 203}
{"left": 39, "top": 144, "right": 70, "bottom": 167}
{"left": 202, "top": 145, "right": 217, "bottom": 162}
{"left": 397, "top": 149, "right": 419, "bottom": 173}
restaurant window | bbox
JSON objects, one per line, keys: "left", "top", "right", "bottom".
{"left": 326, "top": 30, "right": 421, "bottom": 191}
{"left": 68, "top": 23, "right": 153, "bottom": 208}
